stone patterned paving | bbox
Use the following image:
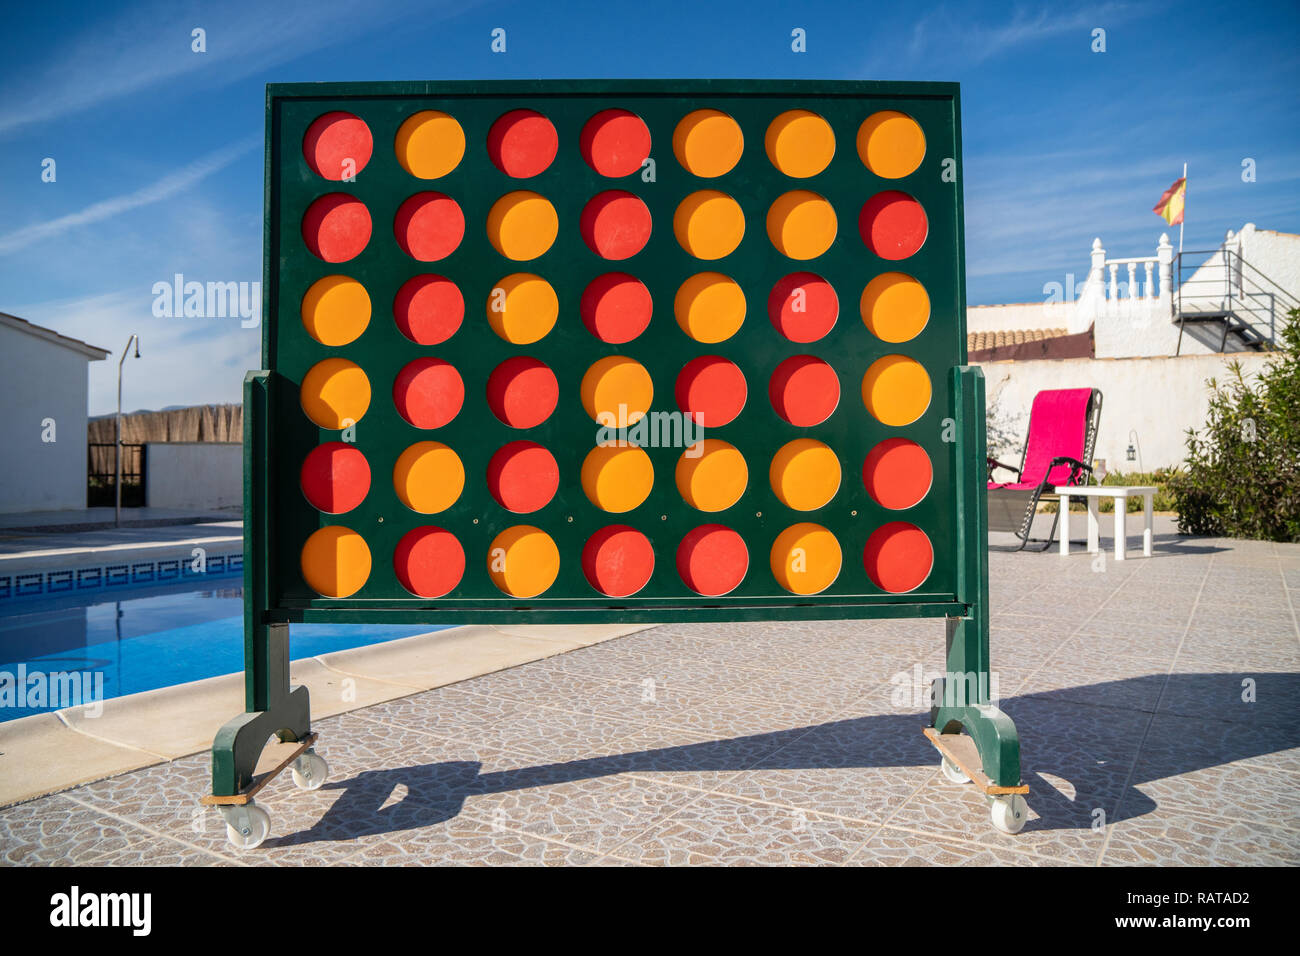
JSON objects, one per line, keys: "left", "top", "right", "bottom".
{"left": 2, "top": 530, "right": 1298, "bottom": 866}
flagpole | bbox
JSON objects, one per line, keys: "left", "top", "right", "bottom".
{"left": 1179, "top": 161, "right": 1186, "bottom": 254}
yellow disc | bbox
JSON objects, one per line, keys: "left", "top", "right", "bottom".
{"left": 395, "top": 110, "right": 466, "bottom": 179}
{"left": 770, "top": 523, "right": 842, "bottom": 595}
{"left": 676, "top": 439, "right": 748, "bottom": 512}
{"left": 581, "top": 444, "right": 654, "bottom": 512}
{"left": 674, "top": 272, "right": 746, "bottom": 343}
{"left": 300, "top": 358, "right": 371, "bottom": 429}
{"left": 769, "top": 439, "right": 841, "bottom": 511}
{"left": 765, "top": 110, "right": 835, "bottom": 178}
{"left": 301, "top": 525, "right": 371, "bottom": 598}
{"left": 301, "top": 276, "right": 371, "bottom": 347}
{"left": 393, "top": 441, "right": 465, "bottom": 513}
{"left": 488, "top": 525, "right": 560, "bottom": 598}
{"left": 581, "top": 355, "right": 653, "bottom": 426}
{"left": 673, "top": 190, "right": 745, "bottom": 260}
{"left": 860, "top": 272, "right": 930, "bottom": 343}
{"left": 767, "top": 190, "right": 837, "bottom": 260}
{"left": 487, "top": 191, "right": 558, "bottom": 261}
{"left": 862, "top": 355, "right": 932, "bottom": 426}
{"left": 857, "top": 110, "right": 926, "bottom": 179}
{"left": 486, "top": 273, "right": 558, "bottom": 344}
{"left": 673, "top": 109, "right": 744, "bottom": 177}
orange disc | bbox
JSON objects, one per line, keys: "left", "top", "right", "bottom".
{"left": 487, "top": 525, "right": 560, "bottom": 597}
{"left": 676, "top": 439, "right": 748, "bottom": 512}
{"left": 861, "top": 355, "right": 931, "bottom": 426}
{"left": 300, "top": 525, "right": 371, "bottom": 598}
{"left": 300, "top": 358, "right": 371, "bottom": 429}
{"left": 393, "top": 441, "right": 464, "bottom": 514}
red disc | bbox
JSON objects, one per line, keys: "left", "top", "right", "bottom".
{"left": 486, "top": 356, "right": 559, "bottom": 428}
{"left": 676, "top": 524, "right": 748, "bottom": 596}
{"left": 394, "top": 526, "right": 465, "bottom": 598}
{"left": 859, "top": 191, "right": 928, "bottom": 260}
{"left": 863, "top": 521, "right": 934, "bottom": 593}
{"left": 675, "top": 356, "right": 747, "bottom": 427}
{"left": 769, "top": 355, "right": 840, "bottom": 426}
{"left": 302, "top": 194, "right": 371, "bottom": 263}
{"left": 580, "top": 191, "right": 652, "bottom": 260}
{"left": 580, "top": 273, "right": 653, "bottom": 343}
{"left": 395, "top": 192, "right": 465, "bottom": 261}
{"left": 582, "top": 525, "right": 655, "bottom": 597}
{"left": 487, "top": 109, "right": 559, "bottom": 178}
{"left": 393, "top": 358, "right": 465, "bottom": 429}
{"left": 863, "top": 438, "right": 932, "bottom": 510}
{"left": 393, "top": 275, "right": 464, "bottom": 345}
{"left": 580, "top": 109, "right": 651, "bottom": 177}
{"left": 303, "top": 112, "right": 373, "bottom": 180}
{"left": 768, "top": 272, "right": 839, "bottom": 342}
{"left": 487, "top": 441, "right": 560, "bottom": 513}
{"left": 299, "top": 442, "right": 370, "bottom": 514}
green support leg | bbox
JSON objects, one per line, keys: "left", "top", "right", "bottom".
{"left": 209, "top": 371, "right": 313, "bottom": 798}
{"left": 210, "top": 622, "right": 312, "bottom": 797}
{"left": 928, "top": 366, "right": 1023, "bottom": 790}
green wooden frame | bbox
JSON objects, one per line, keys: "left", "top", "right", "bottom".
{"left": 209, "top": 79, "right": 1021, "bottom": 798}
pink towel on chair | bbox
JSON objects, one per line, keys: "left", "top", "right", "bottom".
{"left": 989, "top": 388, "right": 1092, "bottom": 490}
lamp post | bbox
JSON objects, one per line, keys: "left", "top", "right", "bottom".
{"left": 115, "top": 334, "right": 141, "bottom": 528}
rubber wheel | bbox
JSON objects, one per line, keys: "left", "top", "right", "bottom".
{"left": 291, "top": 750, "right": 329, "bottom": 791}
{"left": 224, "top": 804, "right": 271, "bottom": 850}
{"left": 990, "top": 794, "right": 1028, "bottom": 834}
{"left": 940, "top": 755, "right": 971, "bottom": 784}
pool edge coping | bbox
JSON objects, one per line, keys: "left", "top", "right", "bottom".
{"left": 0, "top": 622, "right": 652, "bottom": 809}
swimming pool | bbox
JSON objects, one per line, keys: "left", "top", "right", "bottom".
{"left": 0, "top": 574, "right": 445, "bottom": 721}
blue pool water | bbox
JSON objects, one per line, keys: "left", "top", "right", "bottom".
{"left": 0, "top": 574, "right": 445, "bottom": 721}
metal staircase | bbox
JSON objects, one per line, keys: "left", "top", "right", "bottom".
{"left": 1174, "top": 248, "right": 1298, "bottom": 353}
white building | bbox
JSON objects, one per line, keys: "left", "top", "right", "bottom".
{"left": 0, "top": 313, "right": 109, "bottom": 514}
{"left": 967, "top": 224, "right": 1300, "bottom": 470}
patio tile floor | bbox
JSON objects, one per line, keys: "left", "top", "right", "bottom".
{"left": 2, "top": 524, "right": 1298, "bottom": 866}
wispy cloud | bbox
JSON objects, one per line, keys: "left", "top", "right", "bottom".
{"left": 0, "top": 0, "right": 469, "bottom": 137}
{"left": 0, "top": 138, "right": 257, "bottom": 256}
{"left": 13, "top": 289, "right": 260, "bottom": 415}
{"left": 907, "top": 2, "right": 1140, "bottom": 65}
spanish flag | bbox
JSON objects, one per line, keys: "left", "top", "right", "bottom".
{"left": 1153, "top": 176, "right": 1186, "bottom": 225}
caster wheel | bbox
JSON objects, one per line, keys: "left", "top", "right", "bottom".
{"left": 291, "top": 749, "right": 328, "bottom": 791}
{"left": 222, "top": 803, "right": 271, "bottom": 850}
{"left": 940, "top": 755, "right": 971, "bottom": 784}
{"left": 990, "top": 794, "right": 1028, "bottom": 834}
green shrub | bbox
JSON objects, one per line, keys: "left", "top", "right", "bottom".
{"left": 1167, "top": 308, "right": 1300, "bottom": 541}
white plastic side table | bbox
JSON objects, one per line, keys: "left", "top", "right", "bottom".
{"left": 1053, "top": 485, "right": 1156, "bottom": 560}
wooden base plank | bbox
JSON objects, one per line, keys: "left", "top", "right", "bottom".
{"left": 923, "top": 727, "right": 1029, "bottom": 795}
{"left": 200, "top": 733, "right": 318, "bottom": 806}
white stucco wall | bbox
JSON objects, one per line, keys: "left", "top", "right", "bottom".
{"left": 145, "top": 442, "right": 241, "bottom": 510}
{"left": 0, "top": 324, "right": 94, "bottom": 513}
{"left": 967, "top": 302, "right": 1076, "bottom": 334}
{"left": 977, "top": 352, "right": 1275, "bottom": 471}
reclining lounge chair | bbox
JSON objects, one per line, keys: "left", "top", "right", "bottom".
{"left": 987, "top": 387, "right": 1103, "bottom": 551}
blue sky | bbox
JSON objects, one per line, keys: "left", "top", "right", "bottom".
{"left": 1, "top": 0, "right": 1297, "bottom": 414}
